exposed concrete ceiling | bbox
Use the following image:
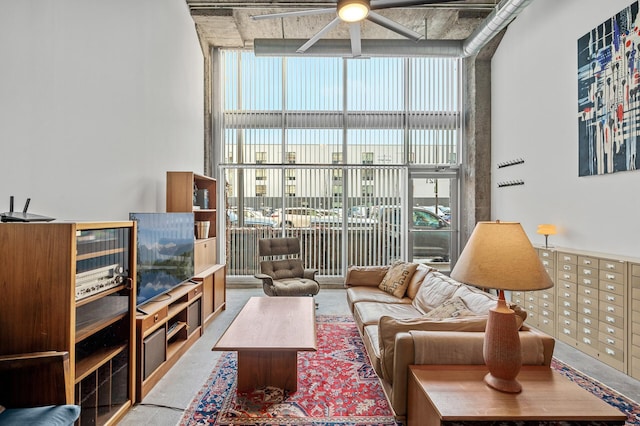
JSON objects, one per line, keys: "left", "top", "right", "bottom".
{"left": 185, "top": 0, "right": 501, "bottom": 51}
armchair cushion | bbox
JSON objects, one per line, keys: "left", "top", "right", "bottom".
{"left": 260, "top": 259, "right": 305, "bottom": 279}
{"left": 0, "top": 405, "right": 80, "bottom": 426}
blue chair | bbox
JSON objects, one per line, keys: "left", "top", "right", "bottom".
{"left": 0, "top": 351, "right": 80, "bottom": 426}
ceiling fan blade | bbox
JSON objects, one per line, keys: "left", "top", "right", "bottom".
{"left": 252, "top": 8, "right": 335, "bottom": 20}
{"left": 349, "top": 23, "right": 362, "bottom": 57}
{"left": 367, "top": 11, "right": 424, "bottom": 41}
{"left": 370, "top": 0, "right": 460, "bottom": 10}
{"left": 297, "top": 17, "right": 342, "bottom": 53}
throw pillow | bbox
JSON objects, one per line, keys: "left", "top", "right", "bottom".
{"left": 378, "top": 261, "right": 419, "bottom": 298}
{"left": 423, "top": 296, "right": 474, "bottom": 319}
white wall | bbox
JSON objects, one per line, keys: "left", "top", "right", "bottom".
{"left": 492, "top": 0, "right": 640, "bottom": 258}
{"left": 0, "top": 0, "right": 204, "bottom": 222}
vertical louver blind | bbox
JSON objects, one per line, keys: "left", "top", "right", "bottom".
{"left": 220, "top": 50, "right": 461, "bottom": 277}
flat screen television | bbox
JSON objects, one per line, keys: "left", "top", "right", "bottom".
{"left": 129, "top": 212, "right": 195, "bottom": 306}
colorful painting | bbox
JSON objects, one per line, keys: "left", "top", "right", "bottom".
{"left": 578, "top": 2, "right": 640, "bottom": 176}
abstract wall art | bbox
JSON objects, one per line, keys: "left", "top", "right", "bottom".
{"left": 578, "top": 1, "right": 640, "bottom": 176}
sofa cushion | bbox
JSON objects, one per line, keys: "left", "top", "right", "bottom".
{"left": 346, "top": 286, "right": 412, "bottom": 313}
{"left": 344, "top": 265, "right": 389, "bottom": 287}
{"left": 405, "top": 264, "right": 434, "bottom": 300}
{"left": 353, "top": 302, "right": 421, "bottom": 333}
{"left": 423, "top": 296, "right": 474, "bottom": 319}
{"left": 378, "top": 261, "right": 419, "bottom": 298}
{"left": 362, "top": 325, "right": 382, "bottom": 377}
{"left": 378, "top": 315, "right": 488, "bottom": 382}
{"left": 452, "top": 285, "right": 527, "bottom": 327}
{"left": 412, "top": 271, "right": 462, "bottom": 314}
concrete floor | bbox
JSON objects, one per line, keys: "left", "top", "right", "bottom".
{"left": 118, "top": 288, "right": 640, "bottom": 426}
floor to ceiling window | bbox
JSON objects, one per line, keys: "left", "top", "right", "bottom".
{"left": 216, "top": 49, "right": 462, "bottom": 279}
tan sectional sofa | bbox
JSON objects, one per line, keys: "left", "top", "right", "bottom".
{"left": 345, "top": 262, "right": 555, "bottom": 418}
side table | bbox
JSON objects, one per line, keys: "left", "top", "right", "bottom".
{"left": 407, "top": 365, "right": 626, "bottom": 426}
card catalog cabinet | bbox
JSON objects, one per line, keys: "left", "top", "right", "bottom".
{"left": 516, "top": 248, "right": 556, "bottom": 336}
{"left": 544, "top": 248, "right": 630, "bottom": 374}
{"left": 630, "top": 263, "right": 640, "bottom": 380}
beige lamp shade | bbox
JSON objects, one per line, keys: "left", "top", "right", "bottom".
{"left": 451, "top": 221, "right": 553, "bottom": 292}
{"left": 337, "top": 0, "right": 370, "bottom": 22}
{"left": 537, "top": 224, "right": 557, "bottom": 236}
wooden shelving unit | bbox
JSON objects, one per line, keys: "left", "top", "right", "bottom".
{"left": 133, "top": 171, "right": 227, "bottom": 401}
{"left": 0, "top": 221, "right": 137, "bottom": 426}
{"left": 135, "top": 281, "right": 203, "bottom": 401}
{"left": 166, "top": 171, "right": 226, "bottom": 321}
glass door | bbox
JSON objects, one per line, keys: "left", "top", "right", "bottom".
{"left": 408, "top": 172, "right": 458, "bottom": 272}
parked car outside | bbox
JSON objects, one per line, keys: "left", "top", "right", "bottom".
{"left": 227, "top": 209, "right": 275, "bottom": 228}
{"left": 423, "top": 205, "right": 451, "bottom": 223}
{"left": 270, "top": 207, "right": 322, "bottom": 228}
{"left": 310, "top": 214, "right": 377, "bottom": 230}
{"left": 372, "top": 205, "right": 450, "bottom": 262}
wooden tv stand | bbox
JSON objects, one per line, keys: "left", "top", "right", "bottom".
{"left": 135, "top": 281, "right": 204, "bottom": 402}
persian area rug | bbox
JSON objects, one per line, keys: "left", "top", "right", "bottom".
{"left": 179, "top": 315, "right": 400, "bottom": 426}
{"left": 551, "top": 358, "right": 640, "bottom": 425}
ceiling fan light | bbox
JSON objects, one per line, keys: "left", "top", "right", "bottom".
{"left": 337, "top": 0, "right": 370, "bottom": 22}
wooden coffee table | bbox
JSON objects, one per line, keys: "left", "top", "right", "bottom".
{"left": 407, "top": 365, "right": 627, "bottom": 426}
{"left": 213, "top": 296, "right": 317, "bottom": 392}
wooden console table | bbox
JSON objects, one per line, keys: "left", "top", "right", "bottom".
{"left": 213, "top": 297, "right": 317, "bottom": 392}
{"left": 407, "top": 365, "right": 627, "bottom": 426}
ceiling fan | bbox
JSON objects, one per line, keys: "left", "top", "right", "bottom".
{"left": 252, "top": 0, "right": 462, "bottom": 57}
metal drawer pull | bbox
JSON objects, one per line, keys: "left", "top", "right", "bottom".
{"left": 542, "top": 311, "right": 549, "bottom": 316}
{"left": 584, "top": 259, "right": 592, "bottom": 265}
{"left": 543, "top": 261, "right": 549, "bottom": 266}
{"left": 564, "top": 292, "right": 571, "bottom": 298}
{"left": 563, "top": 328, "right": 571, "bottom": 335}
{"left": 583, "top": 337, "right": 591, "bottom": 344}
{"left": 607, "top": 338, "right": 615, "bottom": 344}
{"left": 606, "top": 316, "right": 615, "bottom": 323}
{"left": 584, "top": 328, "right": 591, "bottom": 334}
{"left": 543, "top": 294, "right": 549, "bottom": 299}
{"left": 585, "top": 289, "right": 592, "bottom": 295}
{"left": 584, "top": 318, "right": 592, "bottom": 324}
{"left": 607, "top": 285, "right": 615, "bottom": 291}
{"left": 606, "top": 348, "right": 615, "bottom": 355}
{"left": 564, "top": 301, "right": 570, "bottom": 307}
{"left": 606, "top": 274, "right": 615, "bottom": 280}
{"left": 564, "top": 256, "right": 571, "bottom": 261}
{"left": 564, "top": 274, "right": 571, "bottom": 279}
{"left": 583, "top": 308, "right": 592, "bottom": 314}
{"left": 607, "top": 327, "right": 615, "bottom": 334}
{"left": 607, "top": 296, "right": 615, "bottom": 301}
{"left": 563, "top": 310, "right": 571, "bottom": 316}
{"left": 583, "top": 269, "right": 592, "bottom": 275}
{"left": 564, "top": 265, "right": 571, "bottom": 270}
{"left": 543, "top": 319, "right": 549, "bottom": 324}
{"left": 606, "top": 263, "right": 615, "bottom": 269}
{"left": 564, "top": 320, "right": 571, "bottom": 325}
{"left": 607, "top": 306, "right": 615, "bottom": 312}
{"left": 543, "top": 252, "right": 550, "bottom": 257}
{"left": 583, "top": 279, "right": 592, "bottom": 285}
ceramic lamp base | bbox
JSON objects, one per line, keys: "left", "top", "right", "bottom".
{"left": 483, "top": 291, "right": 522, "bottom": 393}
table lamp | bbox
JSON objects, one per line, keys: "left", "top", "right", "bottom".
{"left": 536, "top": 224, "right": 557, "bottom": 248}
{"left": 450, "top": 221, "right": 553, "bottom": 393}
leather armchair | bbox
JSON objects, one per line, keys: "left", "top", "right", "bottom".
{"left": 0, "top": 351, "right": 80, "bottom": 425}
{"left": 254, "top": 237, "right": 320, "bottom": 297}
